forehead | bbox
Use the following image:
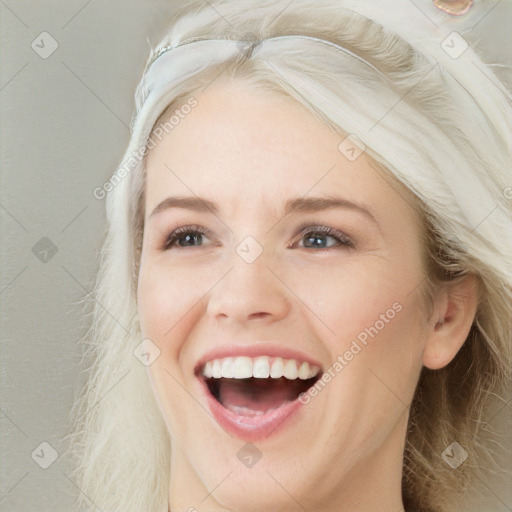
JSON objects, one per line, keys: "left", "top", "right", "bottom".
{"left": 143, "top": 78, "right": 418, "bottom": 223}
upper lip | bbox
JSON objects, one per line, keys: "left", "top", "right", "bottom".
{"left": 194, "top": 342, "right": 323, "bottom": 376}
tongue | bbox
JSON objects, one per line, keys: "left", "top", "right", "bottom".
{"left": 218, "top": 378, "right": 303, "bottom": 417}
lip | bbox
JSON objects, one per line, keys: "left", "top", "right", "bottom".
{"left": 194, "top": 342, "right": 323, "bottom": 441}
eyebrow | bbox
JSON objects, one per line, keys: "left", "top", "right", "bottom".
{"left": 149, "top": 194, "right": 377, "bottom": 223}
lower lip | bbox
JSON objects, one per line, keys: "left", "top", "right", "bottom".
{"left": 198, "top": 378, "right": 306, "bottom": 441}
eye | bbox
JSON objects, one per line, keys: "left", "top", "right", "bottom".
{"left": 295, "top": 224, "right": 354, "bottom": 250}
{"left": 163, "top": 225, "right": 212, "bottom": 250}
{"left": 162, "top": 224, "right": 354, "bottom": 251}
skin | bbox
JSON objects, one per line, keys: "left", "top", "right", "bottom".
{"left": 136, "top": 77, "right": 478, "bottom": 512}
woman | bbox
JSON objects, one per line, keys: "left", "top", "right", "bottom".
{"left": 66, "top": 1, "right": 512, "bottom": 511}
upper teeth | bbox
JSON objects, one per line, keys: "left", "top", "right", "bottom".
{"left": 201, "top": 356, "right": 320, "bottom": 380}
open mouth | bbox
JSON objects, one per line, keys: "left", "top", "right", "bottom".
{"left": 198, "top": 356, "right": 321, "bottom": 419}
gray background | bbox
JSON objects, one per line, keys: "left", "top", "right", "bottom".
{"left": 0, "top": 1, "right": 511, "bottom": 511}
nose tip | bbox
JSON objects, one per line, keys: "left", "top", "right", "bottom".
{"left": 206, "top": 260, "right": 290, "bottom": 325}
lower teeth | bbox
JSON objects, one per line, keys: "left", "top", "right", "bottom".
{"left": 228, "top": 405, "right": 265, "bottom": 416}
{"left": 226, "top": 403, "right": 287, "bottom": 417}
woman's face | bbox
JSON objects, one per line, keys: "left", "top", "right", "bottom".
{"left": 137, "top": 78, "right": 430, "bottom": 510}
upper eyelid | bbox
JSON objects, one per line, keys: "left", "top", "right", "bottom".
{"left": 295, "top": 223, "right": 351, "bottom": 237}
{"left": 163, "top": 223, "right": 347, "bottom": 239}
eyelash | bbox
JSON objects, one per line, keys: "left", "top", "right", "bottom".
{"left": 162, "top": 224, "right": 355, "bottom": 251}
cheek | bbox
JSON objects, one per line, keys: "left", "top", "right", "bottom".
{"left": 282, "top": 254, "right": 417, "bottom": 337}
{"left": 137, "top": 257, "right": 216, "bottom": 360}
{"left": 138, "top": 269, "right": 185, "bottom": 349}
{"left": 327, "top": 268, "right": 427, "bottom": 410}
{"left": 136, "top": 260, "right": 211, "bottom": 436}
{"left": 290, "top": 249, "right": 426, "bottom": 382}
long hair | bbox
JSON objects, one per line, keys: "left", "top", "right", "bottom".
{"left": 64, "top": 2, "right": 512, "bottom": 511}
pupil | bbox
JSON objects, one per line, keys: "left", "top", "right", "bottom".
{"left": 180, "top": 233, "right": 201, "bottom": 246}
{"left": 305, "top": 235, "right": 326, "bottom": 248}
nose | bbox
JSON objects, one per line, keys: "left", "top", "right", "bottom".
{"left": 206, "top": 249, "right": 291, "bottom": 325}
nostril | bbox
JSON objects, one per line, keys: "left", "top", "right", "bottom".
{"left": 249, "top": 312, "right": 271, "bottom": 319}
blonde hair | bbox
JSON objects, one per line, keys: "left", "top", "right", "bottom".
{"left": 64, "top": 2, "right": 512, "bottom": 511}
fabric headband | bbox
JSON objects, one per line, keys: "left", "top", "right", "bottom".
{"left": 118, "top": 29, "right": 511, "bottom": 286}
